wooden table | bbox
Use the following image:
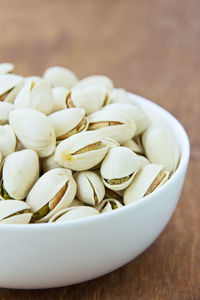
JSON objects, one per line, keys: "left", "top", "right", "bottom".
{"left": 0, "top": 0, "right": 199, "bottom": 298}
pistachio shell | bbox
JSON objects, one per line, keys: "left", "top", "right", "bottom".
{"left": 4, "top": 81, "right": 24, "bottom": 104}
{"left": 101, "top": 137, "right": 120, "bottom": 149}
{"left": 0, "top": 200, "right": 32, "bottom": 224}
{"left": 122, "top": 139, "right": 144, "bottom": 155}
{"left": 69, "top": 84, "right": 108, "bottom": 114}
{"left": 0, "top": 102, "right": 15, "bottom": 125}
{"left": 9, "top": 108, "right": 56, "bottom": 157}
{"left": 74, "top": 171, "right": 105, "bottom": 205}
{"left": 88, "top": 110, "right": 136, "bottom": 144}
{"left": 100, "top": 147, "right": 140, "bottom": 191}
{"left": 25, "top": 76, "right": 42, "bottom": 83}
{"left": 0, "top": 125, "right": 16, "bottom": 157}
{"left": 0, "top": 74, "right": 23, "bottom": 102}
{"left": 102, "top": 103, "right": 149, "bottom": 135}
{"left": 26, "top": 168, "right": 76, "bottom": 222}
{"left": 109, "top": 88, "right": 134, "bottom": 104}
{"left": 54, "top": 131, "right": 109, "bottom": 171}
{"left": 52, "top": 86, "right": 69, "bottom": 112}
{"left": 48, "top": 108, "right": 88, "bottom": 140}
{"left": 104, "top": 187, "right": 123, "bottom": 202}
{"left": 142, "top": 127, "right": 180, "bottom": 173}
{"left": 0, "top": 63, "right": 14, "bottom": 75}
{"left": 41, "top": 153, "right": 60, "bottom": 173}
{"left": 2, "top": 149, "right": 39, "bottom": 200}
{"left": 74, "top": 75, "right": 113, "bottom": 92}
{"left": 96, "top": 198, "right": 123, "bottom": 213}
{"left": 14, "top": 79, "right": 54, "bottom": 115}
{"left": 43, "top": 66, "right": 78, "bottom": 88}
{"left": 124, "top": 164, "right": 169, "bottom": 205}
{"left": 49, "top": 206, "right": 99, "bottom": 223}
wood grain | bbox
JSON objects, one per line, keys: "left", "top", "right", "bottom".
{"left": 0, "top": 0, "right": 199, "bottom": 298}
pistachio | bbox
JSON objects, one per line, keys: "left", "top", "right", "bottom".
{"left": 88, "top": 110, "right": 136, "bottom": 144}
{"left": 70, "top": 198, "right": 84, "bottom": 207}
{"left": 9, "top": 108, "right": 56, "bottom": 157}
{"left": 55, "top": 131, "right": 109, "bottom": 171}
{"left": 0, "top": 200, "right": 32, "bottom": 224}
{"left": 74, "top": 75, "right": 113, "bottom": 92}
{"left": 48, "top": 108, "right": 88, "bottom": 141}
{"left": 14, "top": 79, "right": 54, "bottom": 115}
{"left": 74, "top": 171, "right": 105, "bottom": 206}
{"left": 124, "top": 164, "right": 169, "bottom": 205}
{"left": 96, "top": 198, "right": 123, "bottom": 213}
{"left": 122, "top": 139, "right": 144, "bottom": 155}
{"left": 104, "top": 187, "right": 123, "bottom": 202}
{"left": 100, "top": 146, "right": 140, "bottom": 191}
{"left": 68, "top": 84, "right": 108, "bottom": 114}
{"left": 26, "top": 168, "right": 76, "bottom": 222}
{"left": 49, "top": 206, "right": 99, "bottom": 223}
{"left": 102, "top": 103, "right": 149, "bottom": 135}
{"left": 43, "top": 66, "right": 78, "bottom": 88}
{"left": 52, "top": 86, "right": 70, "bottom": 112}
{"left": 1, "top": 149, "right": 39, "bottom": 200}
{"left": 142, "top": 126, "right": 180, "bottom": 173}
{"left": 109, "top": 88, "right": 134, "bottom": 104}
{"left": 0, "top": 102, "right": 15, "bottom": 125}
{"left": 0, "top": 74, "right": 23, "bottom": 102}
{"left": 0, "top": 125, "right": 16, "bottom": 157}
{"left": 0, "top": 63, "right": 14, "bottom": 75}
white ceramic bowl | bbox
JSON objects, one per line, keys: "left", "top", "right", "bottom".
{"left": 0, "top": 93, "right": 190, "bottom": 289}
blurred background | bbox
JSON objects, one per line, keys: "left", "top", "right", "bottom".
{"left": 0, "top": 0, "right": 199, "bottom": 299}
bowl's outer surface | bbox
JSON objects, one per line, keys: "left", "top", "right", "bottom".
{"left": 0, "top": 94, "right": 190, "bottom": 289}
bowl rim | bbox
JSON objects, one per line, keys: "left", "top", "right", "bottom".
{"left": 0, "top": 93, "right": 190, "bottom": 231}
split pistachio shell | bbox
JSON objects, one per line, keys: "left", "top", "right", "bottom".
{"left": 105, "top": 187, "right": 123, "bottom": 202}
{"left": 100, "top": 146, "right": 140, "bottom": 191}
{"left": 74, "top": 75, "right": 113, "bottom": 92}
{"left": 109, "top": 88, "right": 134, "bottom": 104}
{"left": 0, "top": 63, "right": 14, "bottom": 75}
{"left": 41, "top": 153, "right": 60, "bottom": 173}
{"left": 48, "top": 108, "right": 88, "bottom": 140}
{"left": 9, "top": 108, "right": 56, "bottom": 157}
{"left": 0, "top": 125, "right": 16, "bottom": 157}
{"left": 49, "top": 206, "right": 99, "bottom": 223}
{"left": 52, "top": 86, "right": 69, "bottom": 112}
{"left": 3, "top": 81, "right": 24, "bottom": 104}
{"left": 68, "top": 84, "right": 108, "bottom": 114}
{"left": 142, "top": 127, "right": 180, "bottom": 173}
{"left": 96, "top": 198, "right": 123, "bottom": 213}
{"left": 54, "top": 131, "right": 109, "bottom": 171}
{"left": 1, "top": 150, "right": 39, "bottom": 200}
{"left": 123, "top": 139, "right": 144, "bottom": 155}
{"left": 43, "top": 66, "right": 78, "bottom": 88}
{"left": 88, "top": 110, "right": 136, "bottom": 144}
{"left": 14, "top": 79, "right": 54, "bottom": 115}
{"left": 74, "top": 171, "right": 105, "bottom": 205}
{"left": 101, "top": 137, "right": 120, "bottom": 149}
{"left": 102, "top": 103, "right": 149, "bottom": 135}
{"left": 0, "top": 74, "right": 23, "bottom": 102}
{"left": 124, "top": 164, "right": 169, "bottom": 205}
{"left": 0, "top": 200, "right": 32, "bottom": 224}
{"left": 26, "top": 168, "right": 77, "bottom": 222}
{"left": 0, "top": 102, "right": 15, "bottom": 125}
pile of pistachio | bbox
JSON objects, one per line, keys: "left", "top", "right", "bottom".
{"left": 0, "top": 63, "right": 180, "bottom": 224}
